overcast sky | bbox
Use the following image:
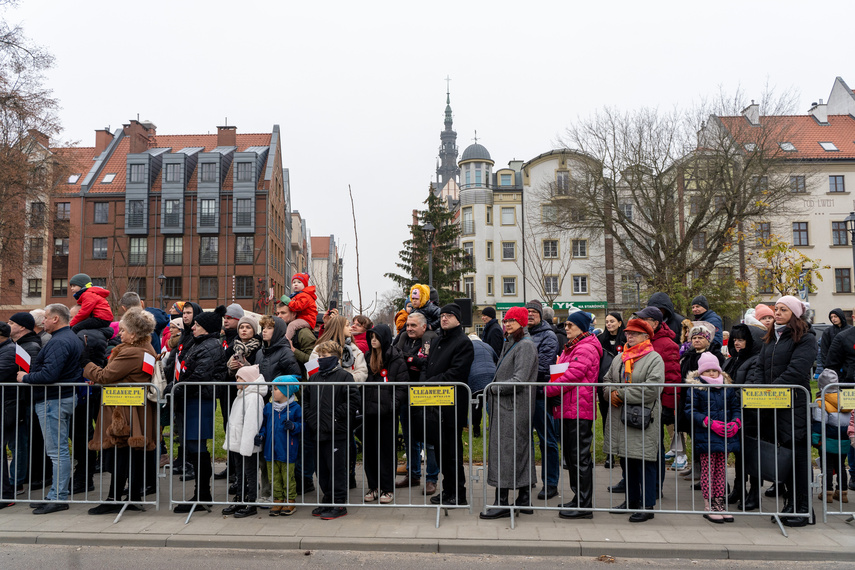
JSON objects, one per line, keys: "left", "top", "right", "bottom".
{"left": 8, "top": 0, "right": 854, "bottom": 313}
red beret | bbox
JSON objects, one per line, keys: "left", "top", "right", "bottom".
{"left": 624, "top": 318, "right": 654, "bottom": 338}
{"left": 503, "top": 306, "right": 529, "bottom": 328}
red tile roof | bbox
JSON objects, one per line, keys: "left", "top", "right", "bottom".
{"left": 718, "top": 114, "right": 855, "bottom": 159}
{"left": 53, "top": 146, "right": 98, "bottom": 194}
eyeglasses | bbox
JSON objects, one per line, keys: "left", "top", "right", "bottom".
{"left": 502, "top": 319, "right": 517, "bottom": 324}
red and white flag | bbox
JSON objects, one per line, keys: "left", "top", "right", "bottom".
{"left": 306, "top": 359, "right": 319, "bottom": 378}
{"left": 175, "top": 360, "right": 186, "bottom": 382}
{"left": 549, "top": 362, "right": 569, "bottom": 382}
{"left": 142, "top": 352, "right": 155, "bottom": 376}
{"left": 15, "top": 344, "right": 30, "bottom": 373}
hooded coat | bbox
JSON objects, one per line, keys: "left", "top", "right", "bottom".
{"left": 363, "top": 324, "right": 408, "bottom": 416}
{"left": 821, "top": 308, "right": 850, "bottom": 364}
{"left": 302, "top": 364, "right": 360, "bottom": 441}
{"left": 70, "top": 285, "right": 113, "bottom": 326}
{"left": 545, "top": 333, "right": 602, "bottom": 420}
{"left": 684, "top": 369, "right": 741, "bottom": 454}
{"left": 172, "top": 331, "right": 225, "bottom": 440}
{"left": 410, "top": 283, "right": 440, "bottom": 331}
{"left": 288, "top": 286, "right": 318, "bottom": 330}
{"left": 165, "top": 302, "right": 203, "bottom": 379}
{"left": 83, "top": 343, "right": 159, "bottom": 451}
{"left": 646, "top": 292, "right": 689, "bottom": 346}
{"left": 649, "top": 322, "right": 682, "bottom": 411}
{"left": 486, "top": 330, "right": 538, "bottom": 488}
{"left": 259, "top": 397, "right": 302, "bottom": 463}
{"left": 223, "top": 374, "right": 269, "bottom": 457}
{"left": 255, "top": 317, "right": 301, "bottom": 389}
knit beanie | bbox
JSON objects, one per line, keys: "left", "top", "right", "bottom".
{"left": 273, "top": 374, "right": 301, "bottom": 397}
{"left": 236, "top": 364, "right": 261, "bottom": 382}
{"left": 481, "top": 306, "right": 496, "bottom": 319}
{"left": 292, "top": 273, "right": 309, "bottom": 288}
{"left": 439, "top": 303, "right": 462, "bottom": 321}
{"left": 525, "top": 300, "right": 543, "bottom": 317}
{"left": 171, "top": 301, "right": 186, "bottom": 314}
{"left": 0, "top": 321, "right": 10, "bottom": 338}
{"left": 225, "top": 303, "right": 245, "bottom": 319}
{"left": 70, "top": 273, "right": 91, "bottom": 288}
{"left": 8, "top": 312, "right": 35, "bottom": 331}
{"left": 503, "top": 306, "right": 529, "bottom": 328}
{"left": 169, "top": 317, "right": 184, "bottom": 331}
{"left": 238, "top": 315, "right": 260, "bottom": 335}
{"left": 689, "top": 323, "right": 713, "bottom": 343}
{"left": 691, "top": 295, "right": 710, "bottom": 310}
{"left": 566, "top": 310, "right": 592, "bottom": 332}
{"left": 754, "top": 304, "right": 774, "bottom": 320}
{"left": 194, "top": 305, "right": 226, "bottom": 334}
{"left": 775, "top": 295, "right": 805, "bottom": 318}
{"left": 697, "top": 352, "right": 722, "bottom": 374}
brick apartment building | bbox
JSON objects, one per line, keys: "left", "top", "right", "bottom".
{"left": 2, "top": 120, "right": 292, "bottom": 318}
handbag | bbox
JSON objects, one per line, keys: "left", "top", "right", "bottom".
{"left": 621, "top": 402, "right": 654, "bottom": 429}
{"left": 743, "top": 436, "right": 792, "bottom": 482}
{"left": 147, "top": 354, "right": 167, "bottom": 403}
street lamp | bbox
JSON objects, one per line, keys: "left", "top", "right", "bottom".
{"left": 157, "top": 273, "right": 166, "bottom": 311}
{"left": 421, "top": 222, "right": 436, "bottom": 288}
{"left": 635, "top": 272, "right": 642, "bottom": 311}
{"left": 845, "top": 212, "right": 855, "bottom": 295}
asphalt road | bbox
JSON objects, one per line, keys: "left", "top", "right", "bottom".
{"left": 0, "top": 545, "right": 851, "bottom": 569}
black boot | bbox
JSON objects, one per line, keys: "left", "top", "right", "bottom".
{"left": 196, "top": 451, "right": 213, "bottom": 504}
{"left": 515, "top": 486, "right": 533, "bottom": 515}
{"left": 480, "top": 488, "right": 511, "bottom": 519}
{"left": 741, "top": 485, "right": 760, "bottom": 511}
{"left": 559, "top": 469, "right": 593, "bottom": 519}
{"left": 782, "top": 492, "right": 814, "bottom": 527}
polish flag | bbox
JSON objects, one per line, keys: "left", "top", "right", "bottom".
{"left": 306, "top": 359, "right": 319, "bottom": 378}
{"left": 175, "top": 360, "right": 185, "bottom": 382}
{"left": 142, "top": 352, "right": 155, "bottom": 376}
{"left": 549, "top": 362, "right": 569, "bottom": 382}
{"left": 15, "top": 344, "right": 31, "bottom": 372}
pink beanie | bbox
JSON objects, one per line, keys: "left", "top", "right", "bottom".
{"left": 775, "top": 295, "right": 805, "bottom": 318}
{"left": 754, "top": 304, "right": 774, "bottom": 320}
{"left": 697, "top": 352, "right": 721, "bottom": 374}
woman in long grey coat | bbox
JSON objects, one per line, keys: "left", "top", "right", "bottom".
{"left": 481, "top": 306, "right": 538, "bottom": 520}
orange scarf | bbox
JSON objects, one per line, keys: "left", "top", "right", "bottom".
{"left": 621, "top": 339, "right": 653, "bottom": 381}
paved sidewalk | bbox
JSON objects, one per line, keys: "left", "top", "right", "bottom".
{"left": 1, "top": 464, "right": 853, "bottom": 561}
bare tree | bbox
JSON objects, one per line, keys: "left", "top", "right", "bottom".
{"left": 347, "top": 184, "right": 374, "bottom": 315}
{"left": 548, "top": 87, "right": 804, "bottom": 303}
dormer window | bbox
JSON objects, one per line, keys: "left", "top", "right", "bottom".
{"left": 819, "top": 142, "right": 839, "bottom": 152}
{"left": 236, "top": 162, "right": 253, "bottom": 182}
{"left": 67, "top": 174, "right": 80, "bottom": 184}
{"left": 102, "top": 173, "right": 116, "bottom": 184}
{"left": 129, "top": 163, "right": 145, "bottom": 183}
{"left": 779, "top": 142, "right": 796, "bottom": 152}
{"left": 200, "top": 163, "right": 217, "bottom": 182}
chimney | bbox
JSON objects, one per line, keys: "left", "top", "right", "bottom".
{"left": 27, "top": 129, "right": 49, "bottom": 148}
{"left": 808, "top": 98, "right": 828, "bottom": 124}
{"left": 742, "top": 100, "right": 760, "bottom": 126}
{"left": 123, "top": 119, "right": 156, "bottom": 154}
{"left": 217, "top": 125, "right": 237, "bottom": 148}
{"left": 94, "top": 129, "right": 113, "bottom": 154}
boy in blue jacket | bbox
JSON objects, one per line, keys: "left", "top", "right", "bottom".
{"left": 256, "top": 374, "right": 302, "bottom": 516}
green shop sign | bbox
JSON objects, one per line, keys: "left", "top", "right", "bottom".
{"left": 494, "top": 301, "right": 608, "bottom": 311}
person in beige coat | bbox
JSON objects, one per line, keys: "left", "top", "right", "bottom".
{"left": 603, "top": 318, "right": 664, "bottom": 523}
{"left": 82, "top": 308, "right": 158, "bottom": 515}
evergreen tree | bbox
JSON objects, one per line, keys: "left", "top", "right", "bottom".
{"left": 385, "top": 189, "right": 471, "bottom": 307}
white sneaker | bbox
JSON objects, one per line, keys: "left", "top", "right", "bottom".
{"left": 664, "top": 450, "right": 676, "bottom": 461}
{"left": 672, "top": 456, "right": 688, "bottom": 471}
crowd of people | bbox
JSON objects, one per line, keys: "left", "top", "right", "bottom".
{"left": 0, "top": 273, "right": 851, "bottom": 530}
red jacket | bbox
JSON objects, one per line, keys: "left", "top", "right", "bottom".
{"left": 650, "top": 322, "right": 681, "bottom": 409}
{"left": 545, "top": 334, "right": 602, "bottom": 421}
{"left": 288, "top": 287, "right": 318, "bottom": 328}
{"left": 70, "top": 286, "right": 114, "bottom": 326}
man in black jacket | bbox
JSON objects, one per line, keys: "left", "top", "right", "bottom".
{"left": 18, "top": 304, "right": 83, "bottom": 514}
{"left": 0, "top": 322, "right": 18, "bottom": 506}
{"left": 7, "top": 313, "right": 42, "bottom": 496}
{"left": 426, "top": 304, "right": 474, "bottom": 506}
{"left": 479, "top": 307, "right": 504, "bottom": 356}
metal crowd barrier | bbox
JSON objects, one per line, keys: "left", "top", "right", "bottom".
{"left": 0, "top": 381, "right": 163, "bottom": 523}
{"left": 484, "top": 381, "right": 815, "bottom": 536}
{"left": 818, "top": 382, "right": 855, "bottom": 523}
{"left": 167, "top": 380, "right": 474, "bottom": 527}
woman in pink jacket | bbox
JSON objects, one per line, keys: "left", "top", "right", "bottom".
{"left": 545, "top": 311, "right": 603, "bottom": 520}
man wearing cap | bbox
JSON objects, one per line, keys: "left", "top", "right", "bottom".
{"left": 17, "top": 304, "right": 83, "bottom": 514}
{"left": 690, "top": 295, "right": 724, "bottom": 347}
{"left": 479, "top": 307, "right": 503, "bottom": 356}
{"left": 0, "top": 321, "right": 20, "bottom": 506}
{"left": 425, "top": 303, "right": 474, "bottom": 506}
{"left": 7, "top": 314, "right": 43, "bottom": 493}
{"left": 526, "top": 299, "right": 560, "bottom": 501}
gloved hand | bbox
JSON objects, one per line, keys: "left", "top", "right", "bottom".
{"left": 814, "top": 372, "right": 820, "bottom": 380}
{"left": 79, "top": 344, "right": 92, "bottom": 368}
{"left": 725, "top": 418, "right": 742, "bottom": 438}
{"left": 253, "top": 433, "right": 264, "bottom": 447}
{"left": 284, "top": 420, "right": 295, "bottom": 432}
{"left": 610, "top": 391, "right": 623, "bottom": 407}
{"left": 710, "top": 420, "right": 727, "bottom": 437}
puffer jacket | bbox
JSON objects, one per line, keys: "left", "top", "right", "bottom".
{"left": 223, "top": 374, "right": 268, "bottom": 457}
{"left": 528, "top": 320, "right": 558, "bottom": 385}
{"left": 259, "top": 400, "right": 302, "bottom": 463}
{"left": 821, "top": 308, "right": 850, "bottom": 364}
{"left": 363, "top": 324, "right": 408, "bottom": 416}
{"left": 650, "top": 322, "right": 681, "bottom": 410}
{"left": 410, "top": 283, "right": 440, "bottom": 330}
{"left": 70, "top": 285, "right": 114, "bottom": 326}
{"left": 826, "top": 324, "right": 855, "bottom": 381}
{"left": 468, "top": 337, "right": 497, "bottom": 394}
{"left": 545, "top": 333, "right": 602, "bottom": 420}
{"left": 750, "top": 324, "right": 816, "bottom": 444}
{"left": 685, "top": 370, "right": 741, "bottom": 454}
{"left": 172, "top": 332, "right": 225, "bottom": 402}
{"left": 255, "top": 317, "right": 301, "bottom": 389}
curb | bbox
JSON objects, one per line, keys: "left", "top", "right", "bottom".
{"left": 1, "top": 532, "right": 852, "bottom": 561}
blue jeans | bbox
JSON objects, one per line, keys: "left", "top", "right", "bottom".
{"left": 532, "top": 397, "right": 560, "bottom": 487}
{"left": 35, "top": 395, "right": 75, "bottom": 501}
{"left": 400, "top": 408, "right": 438, "bottom": 482}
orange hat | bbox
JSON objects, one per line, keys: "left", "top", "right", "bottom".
{"left": 624, "top": 318, "right": 654, "bottom": 337}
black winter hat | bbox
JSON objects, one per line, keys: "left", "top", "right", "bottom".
{"left": 691, "top": 295, "right": 710, "bottom": 310}
{"left": 635, "top": 306, "right": 663, "bottom": 324}
{"left": 9, "top": 312, "right": 35, "bottom": 331}
{"left": 440, "top": 303, "right": 462, "bottom": 322}
{"left": 194, "top": 305, "right": 227, "bottom": 334}
{"left": 0, "top": 321, "right": 9, "bottom": 338}
{"left": 481, "top": 307, "right": 496, "bottom": 319}
{"left": 525, "top": 300, "right": 543, "bottom": 317}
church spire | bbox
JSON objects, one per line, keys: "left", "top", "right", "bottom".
{"left": 436, "top": 76, "right": 459, "bottom": 188}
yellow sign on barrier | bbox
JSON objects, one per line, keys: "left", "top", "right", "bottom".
{"left": 409, "top": 386, "right": 455, "bottom": 406}
{"left": 741, "top": 387, "right": 791, "bottom": 409}
{"left": 838, "top": 389, "right": 855, "bottom": 410}
{"left": 102, "top": 386, "right": 146, "bottom": 407}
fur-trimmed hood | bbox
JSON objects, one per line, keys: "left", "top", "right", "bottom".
{"left": 410, "top": 284, "right": 431, "bottom": 309}
{"left": 685, "top": 368, "right": 733, "bottom": 388}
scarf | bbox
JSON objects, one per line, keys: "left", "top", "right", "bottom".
{"left": 233, "top": 336, "right": 261, "bottom": 360}
{"left": 564, "top": 331, "right": 592, "bottom": 353}
{"left": 621, "top": 339, "right": 653, "bottom": 380}
{"left": 700, "top": 374, "right": 724, "bottom": 385}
